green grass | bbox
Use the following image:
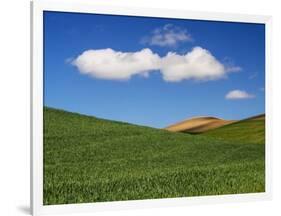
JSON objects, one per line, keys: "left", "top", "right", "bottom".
{"left": 43, "top": 107, "right": 265, "bottom": 205}
{"left": 203, "top": 118, "right": 265, "bottom": 144}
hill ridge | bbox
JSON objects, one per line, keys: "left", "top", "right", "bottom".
{"left": 165, "top": 113, "right": 265, "bottom": 133}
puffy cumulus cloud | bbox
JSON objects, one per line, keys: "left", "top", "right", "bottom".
{"left": 225, "top": 90, "right": 255, "bottom": 100}
{"left": 72, "top": 48, "right": 161, "bottom": 80}
{"left": 72, "top": 46, "right": 240, "bottom": 82}
{"left": 141, "top": 24, "right": 192, "bottom": 47}
{"left": 161, "top": 47, "right": 226, "bottom": 82}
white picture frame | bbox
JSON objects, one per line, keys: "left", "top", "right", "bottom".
{"left": 31, "top": 0, "right": 272, "bottom": 215}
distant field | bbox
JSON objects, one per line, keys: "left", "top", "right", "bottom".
{"left": 165, "top": 116, "right": 235, "bottom": 133}
{"left": 43, "top": 107, "right": 265, "bottom": 205}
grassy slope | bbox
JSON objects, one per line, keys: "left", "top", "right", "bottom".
{"left": 203, "top": 118, "right": 265, "bottom": 144}
{"left": 44, "top": 107, "right": 265, "bottom": 205}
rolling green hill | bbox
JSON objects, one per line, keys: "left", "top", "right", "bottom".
{"left": 43, "top": 107, "right": 265, "bottom": 205}
{"left": 203, "top": 115, "right": 265, "bottom": 144}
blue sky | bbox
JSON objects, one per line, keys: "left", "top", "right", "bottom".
{"left": 44, "top": 11, "right": 265, "bottom": 128}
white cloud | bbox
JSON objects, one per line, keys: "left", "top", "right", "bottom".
{"left": 72, "top": 48, "right": 160, "bottom": 80}
{"left": 72, "top": 46, "right": 239, "bottom": 82}
{"left": 65, "top": 57, "right": 74, "bottom": 64}
{"left": 222, "top": 57, "right": 242, "bottom": 73}
{"left": 249, "top": 73, "right": 258, "bottom": 79}
{"left": 225, "top": 90, "right": 255, "bottom": 100}
{"left": 141, "top": 24, "right": 192, "bottom": 47}
{"left": 160, "top": 47, "right": 226, "bottom": 82}
{"left": 225, "top": 66, "right": 242, "bottom": 73}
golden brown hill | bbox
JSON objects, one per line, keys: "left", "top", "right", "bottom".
{"left": 165, "top": 116, "right": 236, "bottom": 133}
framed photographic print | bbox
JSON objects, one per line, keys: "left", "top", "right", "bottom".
{"left": 31, "top": 0, "right": 272, "bottom": 215}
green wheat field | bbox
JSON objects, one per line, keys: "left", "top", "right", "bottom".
{"left": 43, "top": 107, "right": 265, "bottom": 205}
